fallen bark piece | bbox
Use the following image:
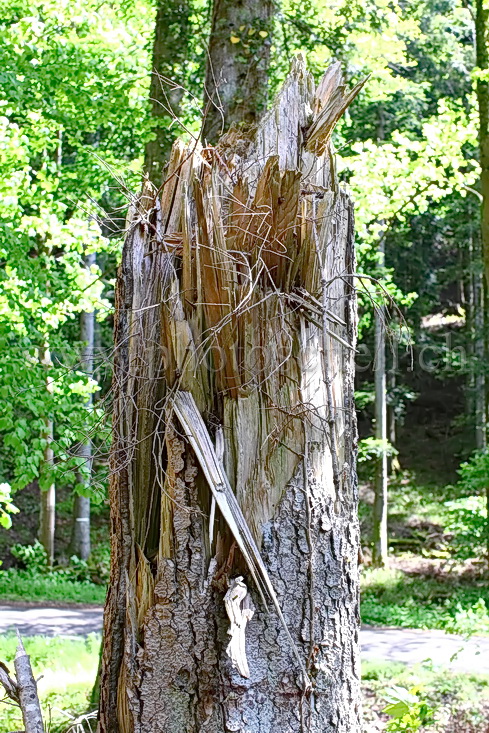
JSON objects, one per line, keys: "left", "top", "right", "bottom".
{"left": 14, "top": 634, "right": 44, "bottom": 733}
{"left": 224, "top": 577, "right": 255, "bottom": 678}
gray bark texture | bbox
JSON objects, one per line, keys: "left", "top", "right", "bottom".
{"left": 202, "top": 0, "right": 274, "bottom": 144}
{"left": 99, "top": 59, "right": 364, "bottom": 733}
{"left": 14, "top": 636, "right": 44, "bottom": 733}
{"left": 144, "top": 0, "right": 192, "bottom": 185}
{"left": 38, "top": 346, "right": 55, "bottom": 567}
{"left": 70, "top": 253, "right": 96, "bottom": 561}
{"left": 372, "top": 235, "right": 388, "bottom": 568}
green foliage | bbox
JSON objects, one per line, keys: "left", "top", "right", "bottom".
{"left": 0, "top": 633, "right": 100, "bottom": 732}
{"left": 454, "top": 450, "right": 489, "bottom": 495}
{"left": 56, "top": 547, "right": 111, "bottom": 585}
{"left": 0, "top": 568, "right": 106, "bottom": 604}
{"left": 1, "top": 539, "right": 109, "bottom": 601}
{"left": 445, "top": 495, "right": 487, "bottom": 560}
{"left": 11, "top": 538, "right": 48, "bottom": 573}
{"left": 363, "top": 660, "right": 489, "bottom": 733}
{"left": 383, "top": 685, "right": 435, "bottom": 732}
{"left": 358, "top": 437, "right": 399, "bottom": 462}
{"left": 445, "top": 598, "right": 489, "bottom": 636}
{"left": 0, "top": 0, "right": 152, "bottom": 498}
{"left": 443, "top": 451, "right": 489, "bottom": 559}
{"left": 358, "top": 437, "right": 398, "bottom": 481}
{"left": 0, "top": 482, "right": 18, "bottom": 529}
{"left": 85, "top": 541, "right": 111, "bottom": 585}
{"left": 361, "top": 567, "right": 489, "bottom": 635}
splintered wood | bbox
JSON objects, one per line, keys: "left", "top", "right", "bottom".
{"left": 102, "top": 56, "right": 362, "bottom": 731}
{"left": 173, "top": 389, "right": 309, "bottom": 683}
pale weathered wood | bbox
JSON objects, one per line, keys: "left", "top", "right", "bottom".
{"left": 100, "top": 58, "right": 363, "bottom": 733}
{"left": 223, "top": 576, "right": 255, "bottom": 678}
{"left": 14, "top": 635, "right": 44, "bottom": 733}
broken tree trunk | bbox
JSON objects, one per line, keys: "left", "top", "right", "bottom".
{"left": 99, "top": 58, "right": 364, "bottom": 733}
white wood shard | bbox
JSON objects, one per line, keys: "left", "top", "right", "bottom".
{"left": 224, "top": 576, "right": 255, "bottom": 678}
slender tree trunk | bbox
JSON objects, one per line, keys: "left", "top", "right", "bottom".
{"left": 202, "top": 0, "right": 275, "bottom": 144}
{"left": 475, "top": 0, "right": 488, "bottom": 451}
{"left": 476, "top": 0, "right": 489, "bottom": 290}
{"left": 144, "top": 0, "right": 192, "bottom": 185}
{"left": 372, "top": 261, "right": 388, "bottom": 567}
{"left": 474, "top": 265, "right": 486, "bottom": 451}
{"left": 99, "top": 61, "right": 365, "bottom": 733}
{"left": 39, "top": 345, "right": 55, "bottom": 567}
{"left": 69, "top": 253, "right": 96, "bottom": 561}
{"left": 475, "top": 0, "right": 489, "bottom": 561}
{"left": 387, "top": 369, "right": 400, "bottom": 475}
{"left": 372, "top": 111, "right": 388, "bottom": 567}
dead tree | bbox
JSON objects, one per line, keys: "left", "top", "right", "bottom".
{"left": 99, "top": 58, "right": 365, "bottom": 733}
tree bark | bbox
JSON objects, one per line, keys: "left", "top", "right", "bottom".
{"left": 372, "top": 238, "right": 388, "bottom": 567}
{"left": 372, "top": 110, "right": 388, "bottom": 567}
{"left": 144, "top": 0, "right": 192, "bottom": 186}
{"left": 69, "top": 253, "right": 96, "bottom": 561}
{"left": 475, "top": 0, "right": 489, "bottom": 564}
{"left": 476, "top": 0, "right": 489, "bottom": 291}
{"left": 99, "top": 60, "right": 364, "bottom": 733}
{"left": 202, "top": 0, "right": 274, "bottom": 144}
{"left": 474, "top": 264, "right": 486, "bottom": 451}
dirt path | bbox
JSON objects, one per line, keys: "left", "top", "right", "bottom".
{"left": 0, "top": 603, "right": 103, "bottom": 638}
{"left": 1, "top": 604, "right": 488, "bottom": 674}
{"left": 361, "top": 625, "right": 489, "bottom": 674}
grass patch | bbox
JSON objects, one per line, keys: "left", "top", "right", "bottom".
{"left": 0, "top": 569, "right": 106, "bottom": 605}
{"left": 362, "top": 658, "right": 489, "bottom": 732}
{"left": 361, "top": 567, "right": 489, "bottom": 635}
{"left": 0, "top": 634, "right": 100, "bottom": 732}
{"left": 1, "top": 633, "right": 488, "bottom": 732}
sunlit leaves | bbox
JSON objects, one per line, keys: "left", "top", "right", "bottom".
{"left": 0, "top": 483, "right": 19, "bottom": 529}
{"left": 0, "top": 0, "right": 151, "bottom": 497}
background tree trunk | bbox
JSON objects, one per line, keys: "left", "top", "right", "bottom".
{"left": 372, "top": 112, "right": 388, "bottom": 567}
{"left": 39, "top": 344, "right": 55, "bottom": 567}
{"left": 143, "top": 0, "right": 192, "bottom": 185}
{"left": 99, "top": 60, "right": 365, "bottom": 733}
{"left": 476, "top": 0, "right": 489, "bottom": 291}
{"left": 202, "top": 0, "right": 274, "bottom": 144}
{"left": 475, "top": 0, "right": 489, "bottom": 560}
{"left": 372, "top": 237, "right": 388, "bottom": 567}
{"left": 69, "top": 253, "right": 96, "bottom": 561}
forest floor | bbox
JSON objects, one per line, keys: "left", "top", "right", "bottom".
{"left": 1, "top": 616, "right": 489, "bottom": 733}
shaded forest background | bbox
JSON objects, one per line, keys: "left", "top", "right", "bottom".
{"left": 0, "top": 0, "right": 488, "bottom": 640}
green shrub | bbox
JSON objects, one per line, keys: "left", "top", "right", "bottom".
{"left": 444, "top": 450, "right": 489, "bottom": 559}
{"left": 86, "top": 542, "right": 111, "bottom": 585}
{"left": 383, "top": 685, "right": 435, "bottom": 732}
{"left": 0, "top": 568, "right": 106, "bottom": 604}
{"left": 11, "top": 539, "right": 48, "bottom": 573}
{"left": 361, "top": 567, "right": 489, "bottom": 635}
{"left": 8, "top": 539, "right": 110, "bottom": 586}
{"left": 445, "top": 495, "right": 487, "bottom": 560}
